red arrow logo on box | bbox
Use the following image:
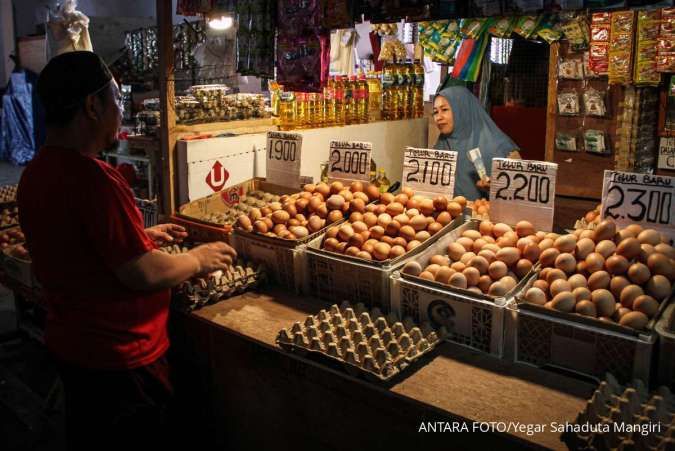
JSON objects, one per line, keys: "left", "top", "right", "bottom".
{"left": 205, "top": 161, "right": 229, "bottom": 192}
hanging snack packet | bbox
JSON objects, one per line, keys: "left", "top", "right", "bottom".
{"left": 556, "top": 132, "right": 578, "bottom": 151}
{"left": 276, "top": 33, "right": 322, "bottom": 92}
{"left": 514, "top": 16, "right": 542, "bottom": 39}
{"left": 583, "top": 87, "right": 607, "bottom": 116}
{"left": 584, "top": 130, "right": 609, "bottom": 154}
{"left": 460, "top": 18, "right": 489, "bottom": 39}
{"left": 558, "top": 90, "right": 580, "bottom": 115}
{"left": 589, "top": 12, "right": 610, "bottom": 76}
{"left": 278, "top": 0, "right": 320, "bottom": 35}
{"left": 657, "top": 7, "right": 675, "bottom": 73}
{"left": 489, "top": 17, "right": 517, "bottom": 38}
{"left": 634, "top": 9, "right": 661, "bottom": 86}
{"left": 561, "top": 16, "right": 590, "bottom": 51}
{"left": 608, "top": 10, "right": 635, "bottom": 85}
{"left": 559, "top": 57, "right": 584, "bottom": 79}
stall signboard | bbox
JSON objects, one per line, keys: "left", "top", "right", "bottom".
{"left": 489, "top": 158, "right": 558, "bottom": 232}
{"left": 402, "top": 147, "right": 458, "bottom": 199}
{"left": 600, "top": 170, "right": 675, "bottom": 240}
{"left": 266, "top": 131, "right": 302, "bottom": 188}
{"left": 658, "top": 137, "right": 675, "bottom": 171}
{"left": 328, "top": 140, "right": 372, "bottom": 183}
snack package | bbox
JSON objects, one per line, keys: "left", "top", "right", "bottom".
{"left": 556, "top": 132, "right": 578, "bottom": 151}
{"left": 558, "top": 90, "right": 580, "bottom": 115}
{"left": 419, "top": 20, "right": 461, "bottom": 64}
{"left": 276, "top": 33, "right": 322, "bottom": 92}
{"left": 489, "top": 17, "right": 517, "bottom": 38}
{"left": 460, "top": 18, "right": 490, "bottom": 39}
{"left": 634, "top": 9, "right": 661, "bottom": 86}
{"left": 278, "top": 0, "right": 321, "bottom": 35}
{"left": 536, "top": 16, "right": 563, "bottom": 44}
{"left": 583, "top": 87, "right": 607, "bottom": 116}
{"left": 589, "top": 12, "right": 610, "bottom": 76}
{"left": 583, "top": 51, "right": 600, "bottom": 78}
{"left": 608, "top": 10, "right": 635, "bottom": 85}
{"left": 559, "top": 57, "right": 584, "bottom": 79}
{"left": 514, "top": 15, "right": 542, "bottom": 39}
{"left": 584, "top": 129, "right": 609, "bottom": 154}
{"left": 561, "top": 15, "right": 590, "bottom": 51}
{"left": 657, "top": 7, "right": 675, "bottom": 73}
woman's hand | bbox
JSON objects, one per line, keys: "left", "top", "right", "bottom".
{"left": 476, "top": 177, "right": 490, "bottom": 191}
{"left": 145, "top": 223, "right": 188, "bottom": 246}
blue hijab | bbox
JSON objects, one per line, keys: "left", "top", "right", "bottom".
{"left": 433, "top": 86, "right": 516, "bottom": 200}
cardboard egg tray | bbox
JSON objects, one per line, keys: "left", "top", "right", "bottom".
{"left": 276, "top": 301, "right": 447, "bottom": 381}
{"left": 160, "top": 244, "right": 266, "bottom": 311}
{"left": 561, "top": 373, "right": 675, "bottom": 450}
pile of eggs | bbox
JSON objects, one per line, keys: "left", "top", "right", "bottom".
{"left": 401, "top": 220, "right": 543, "bottom": 296}
{"left": 321, "top": 187, "right": 465, "bottom": 261}
{"left": 236, "top": 181, "right": 380, "bottom": 240}
{"left": 469, "top": 198, "right": 490, "bottom": 219}
{"left": 522, "top": 220, "right": 674, "bottom": 330}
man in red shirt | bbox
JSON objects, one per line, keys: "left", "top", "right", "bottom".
{"left": 18, "top": 51, "right": 236, "bottom": 450}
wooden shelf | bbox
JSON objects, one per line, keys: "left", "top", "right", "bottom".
{"left": 175, "top": 117, "right": 276, "bottom": 138}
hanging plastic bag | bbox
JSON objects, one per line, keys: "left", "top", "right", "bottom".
{"left": 46, "top": 0, "right": 93, "bottom": 59}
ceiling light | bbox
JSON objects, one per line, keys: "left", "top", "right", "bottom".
{"left": 208, "top": 15, "right": 233, "bottom": 30}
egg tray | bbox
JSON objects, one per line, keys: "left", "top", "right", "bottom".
{"left": 561, "top": 373, "right": 675, "bottom": 451}
{"left": 159, "top": 244, "right": 266, "bottom": 312}
{"left": 276, "top": 301, "right": 447, "bottom": 382}
{"left": 181, "top": 190, "right": 283, "bottom": 227}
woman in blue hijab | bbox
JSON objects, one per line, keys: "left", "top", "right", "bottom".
{"left": 433, "top": 86, "right": 520, "bottom": 200}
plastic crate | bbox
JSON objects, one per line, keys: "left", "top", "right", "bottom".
{"left": 656, "top": 301, "right": 675, "bottom": 390}
{"left": 303, "top": 215, "right": 466, "bottom": 312}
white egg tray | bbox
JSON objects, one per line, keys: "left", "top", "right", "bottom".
{"left": 303, "top": 215, "right": 466, "bottom": 312}
{"left": 276, "top": 301, "right": 447, "bottom": 381}
{"left": 561, "top": 373, "right": 675, "bottom": 450}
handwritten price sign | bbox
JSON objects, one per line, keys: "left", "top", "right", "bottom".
{"left": 328, "top": 140, "right": 372, "bottom": 183}
{"left": 402, "top": 147, "right": 457, "bottom": 199}
{"left": 601, "top": 170, "right": 675, "bottom": 241}
{"left": 489, "top": 158, "right": 558, "bottom": 232}
{"left": 266, "top": 131, "right": 302, "bottom": 188}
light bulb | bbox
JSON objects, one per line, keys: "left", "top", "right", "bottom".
{"left": 208, "top": 15, "right": 233, "bottom": 30}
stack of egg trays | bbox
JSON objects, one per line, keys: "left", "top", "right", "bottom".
{"left": 561, "top": 373, "right": 675, "bottom": 450}
{"left": 276, "top": 301, "right": 448, "bottom": 381}
{"left": 161, "top": 244, "right": 267, "bottom": 311}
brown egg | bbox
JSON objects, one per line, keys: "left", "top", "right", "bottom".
{"left": 546, "top": 268, "right": 567, "bottom": 284}
{"left": 497, "top": 233, "right": 518, "bottom": 248}
{"left": 253, "top": 220, "right": 268, "bottom": 234}
{"left": 385, "top": 202, "right": 404, "bottom": 217}
{"left": 591, "top": 289, "right": 616, "bottom": 317}
{"left": 483, "top": 243, "right": 501, "bottom": 254}
{"left": 637, "top": 229, "right": 661, "bottom": 246}
{"left": 533, "top": 279, "right": 549, "bottom": 293}
{"left": 592, "top": 220, "right": 616, "bottom": 243}
{"left": 430, "top": 255, "right": 450, "bottom": 266}
{"left": 462, "top": 229, "right": 482, "bottom": 240}
{"left": 538, "top": 238, "right": 555, "bottom": 251}
{"left": 594, "top": 240, "right": 617, "bottom": 259}
{"left": 283, "top": 202, "right": 298, "bottom": 217}
{"left": 406, "top": 198, "right": 420, "bottom": 210}
{"left": 617, "top": 238, "right": 641, "bottom": 260}
{"left": 323, "top": 237, "right": 339, "bottom": 251}
{"left": 551, "top": 292, "right": 575, "bottom": 312}
{"left": 415, "top": 198, "right": 432, "bottom": 216}
{"left": 406, "top": 240, "right": 422, "bottom": 252}
{"left": 314, "top": 182, "right": 330, "bottom": 198}
{"left": 627, "top": 262, "right": 651, "bottom": 285}
{"left": 389, "top": 245, "right": 406, "bottom": 259}
{"left": 515, "top": 259, "right": 533, "bottom": 278}
{"left": 468, "top": 256, "right": 489, "bottom": 275}
{"left": 515, "top": 221, "right": 535, "bottom": 238}
{"left": 488, "top": 260, "right": 508, "bottom": 280}
{"left": 365, "top": 184, "right": 380, "bottom": 201}
{"left": 260, "top": 207, "right": 273, "bottom": 217}
{"left": 500, "top": 276, "right": 518, "bottom": 292}
{"left": 479, "top": 221, "right": 494, "bottom": 236}
{"left": 381, "top": 236, "right": 395, "bottom": 246}
{"left": 373, "top": 242, "right": 391, "bottom": 261}
{"left": 329, "top": 181, "right": 344, "bottom": 195}
{"left": 355, "top": 250, "right": 372, "bottom": 261}
{"left": 393, "top": 193, "right": 409, "bottom": 205}
{"left": 492, "top": 223, "right": 513, "bottom": 238}
{"left": 348, "top": 232, "right": 365, "bottom": 249}
{"left": 516, "top": 237, "right": 534, "bottom": 253}
{"left": 655, "top": 243, "right": 675, "bottom": 259}
{"left": 462, "top": 267, "right": 481, "bottom": 286}
{"left": 385, "top": 221, "right": 401, "bottom": 237}
{"left": 448, "top": 272, "right": 467, "bottom": 289}
{"left": 486, "top": 281, "right": 506, "bottom": 297}
{"left": 612, "top": 306, "right": 631, "bottom": 322}
{"left": 540, "top": 248, "right": 560, "bottom": 267}
{"left": 410, "top": 215, "right": 428, "bottom": 232}
{"left": 350, "top": 198, "right": 366, "bottom": 213}
{"left": 588, "top": 271, "right": 610, "bottom": 291}
{"left": 525, "top": 287, "right": 547, "bottom": 305}
{"left": 446, "top": 201, "right": 463, "bottom": 217}
{"left": 451, "top": 261, "right": 467, "bottom": 272}
{"left": 575, "top": 238, "right": 595, "bottom": 260}
{"left": 393, "top": 224, "right": 413, "bottom": 242}
{"left": 361, "top": 212, "right": 378, "bottom": 228}
{"left": 638, "top": 244, "right": 655, "bottom": 263}
{"left": 645, "top": 275, "right": 671, "bottom": 300}
{"left": 402, "top": 261, "right": 422, "bottom": 276}
{"left": 555, "top": 253, "right": 577, "bottom": 274}
{"left": 345, "top": 246, "right": 360, "bottom": 257}
{"left": 575, "top": 300, "right": 597, "bottom": 317}
{"left": 431, "top": 266, "right": 452, "bottom": 285}
{"left": 460, "top": 252, "right": 477, "bottom": 265}
{"left": 453, "top": 196, "right": 467, "bottom": 208}
{"left": 432, "top": 196, "right": 448, "bottom": 212}
{"left": 554, "top": 235, "right": 577, "bottom": 253}
{"left": 605, "top": 255, "right": 629, "bottom": 276}
{"left": 647, "top": 253, "right": 673, "bottom": 279}
{"left": 550, "top": 279, "right": 572, "bottom": 297}
{"left": 271, "top": 210, "right": 290, "bottom": 225}
{"left": 393, "top": 214, "right": 410, "bottom": 226}
{"left": 573, "top": 286, "right": 592, "bottom": 302}
{"left": 427, "top": 222, "right": 443, "bottom": 235}
{"left": 585, "top": 252, "right": 606, "bottom": 273}
{"left": 351, "top": 220, "right": 368, "bottom": 234}
{"left": 433, "top": 211, "right": 451, "bottom": 226}
{"left": 308, "top": 216, "right": 324, "bottom": 232}
{"left": 522, "top": 243, "right": 541, "bottom": 263}
{"left": 610, "top": 276, "right": 631, "bottom": 299}
{"left": 423, "top": 264, "right": 441, "bottom": 277}
{"left": 456, "top": 237, "right": 475, "bottom": 251}
{"left": 496, "top": 247, "right": 520, "bottom": 267}
{"left": 337, "top": 224, "right": 355, "bottom": 242}
{"left": 419, "top": 271, "right": 435, "bottom": 281}
{"left": 620, "top": 284, "right": 644, "bottom": 308}
{"left": 328, "top": 210, "right": 345, "bottom": 225}
{"left": 415, "top": 231, "right": 431, "bottom": 242}
{"left": 478, "top": 249, "right": 496, "bottom": 263}
{"left": 353, "top": 191, "right": 370, "bottom": 204}
{"left": 379, "top": 192, "right": 394, "bottom": 205}
{"left": 237, "top": 214, "right": 253, "bottom": 231}
{"left": 475, "top": 275, "right": 491, "bottom": 293}
{"left": 268, "top": 201, "right": 283, "bottom": 212}
{"left": 568, "top": 274, "right": 588, "bottom": 290}
{"left": 633, "top": 295, "right": 659, "bottom": 318}
{"left": 619, "top": 311, "right": 649, "bottom": 329}
{"left": 325, "top": 226, "right": 340, "bottom": 239}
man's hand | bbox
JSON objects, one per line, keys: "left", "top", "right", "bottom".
{"left": 188, "top": 242, "right": 237, "bottom": 275}
{"left": 476, "top": 177, "right": 490, "bottom": 191}
{"left": 145, "top": 223, "right": 188, "bottom": 246}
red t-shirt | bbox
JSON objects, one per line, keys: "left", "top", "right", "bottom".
{"left": 18, "top": 146, "right": 170, "bottom": 370}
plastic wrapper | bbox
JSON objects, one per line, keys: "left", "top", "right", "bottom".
{"left": 278, "top": 0, "right": 321, "bottom": 35}
{"left": 419, "top": 20, "right": 460, "bottom": 64}
{"left": 584, "top": 129, "right": 609, "bottom": 154}
{"left": 634, "top": 9, "right": 661, "bottom": 86}
{"left": 608, "top": 10, "right": 635, "bottom": 85}
{"left": 588, "top": 12, "right": 610, "bottom": 76}
{"left": 514, "top": 15, "right": 541, "bottom": 39}
{"left": 236, "top": 0, "right": 275, "bottom": 78}
{"left": 276, "top": 33, "right": 323, "bottom": 92}
{"left": 560, "top": 16, "right": 590, "bottom": 52}
{"left": 558, "top": 90, "right": 580, "bottom": 115}
{"left": 460, "top": 18, "right": 490, "bottom": 39}
{"left": 583, "top": 51, "right": 599, "bottom": 78}
{"left": 657, "top": 7, "right": 675, "bottom": 73}
{"left": 583, "top": 87, "right": 607, "bottom": 117}
{"left": 558, "top": 57, "right": 584, "bottom": 79}
{"left": 489, "top": 17, "right": 517, "bottom": 38}
{"left": 537, "top": 22, "right": 562, "bottom": 44}
{"left": 556, "top": 132, "right": 578, "bottom": 151}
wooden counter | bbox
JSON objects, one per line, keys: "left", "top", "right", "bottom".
{"left": 170, "top": 288, "right": 594, "bottom": 451}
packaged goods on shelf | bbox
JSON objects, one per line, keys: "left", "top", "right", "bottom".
{"left": 174, "top": 91, "right": 268, "bottom": 125}
{"left": 608, "top": 10, "right": 635, "bottom": 85}
{"left": 0, "top": 185, "right": 18, "bottom": 204}
{"left": 589, "top": 12, "right": 610, "bottom": 76}
{"left": 657, "top": 7, "right": 675, "bottom": 73}
{"left": 633, "top": 9, "right": 661, "bottom": 86}
{"left": 277, "top": 301, "right": 447, "bottom": 381}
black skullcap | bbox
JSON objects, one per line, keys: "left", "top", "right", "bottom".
{"left": 38, "top": 51, "right": 113, "bottom": 110}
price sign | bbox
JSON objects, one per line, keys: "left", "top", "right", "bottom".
{"left": 328, "top": 140, "right": 372, "bottom": 182}
{"left": 601, "top": 170, "right": 675, "bottom": 240}
{"left": 266, "top": 131, "right": 302, "bottom": 188}
{"left": 402, "top": 147, "right": 458, "bottom": 199}
{"left": 658, "top": 137, "right": 675, "bottom": 171}
{"left": 489, "top": 158, "right": 558, "bottom": 232}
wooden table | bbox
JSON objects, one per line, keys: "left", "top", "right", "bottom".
{"left": 170, "top": 288, "right": 594, "bottom": 451}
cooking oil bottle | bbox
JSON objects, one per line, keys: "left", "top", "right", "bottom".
{"left": 397, "top": 63, "right": 410, "bottom": 120}
{"left": 296, "top": 92, "right": 310, "bottom": 128}
{"left": 323, "top": 77, "right": 336, "bottom": 127}
{"left": 377, "top": 168, "right": 391, "bottom": 193}
{"left": 308, "top": 92, "right": 323, "bottom": 128}
{"left": 369, "top": 170, "right": 379, "bottom": 188}
{"left": 381, "top": 63, "right": 396, "bottom": 120}
{"left": 278, "top": 91, "right": 296, "bottom": 130}
{"left": 344, "top": 75, "right": 356, "bottom": 125}
{"left": 357, "top": 72, "right": 369, "bottom": 123}
{"left": 367, "top": 71, "right": 382, "bottom": 122}
{"left": 334, "top": 76, "right": 345, "bottom": 126}
{"left": 412, "top": 60, "right": 425, "bottom": 118}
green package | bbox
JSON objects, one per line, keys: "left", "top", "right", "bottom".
{"left": 514, "top": 16, "right": 542, "bottom": 40}
{"left": 489, "top": 17, "right": 517, "bottom": 38}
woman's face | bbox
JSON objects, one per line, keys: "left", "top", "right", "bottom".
{"left": 433, "top": 95, "right": 454, "bottom": 135}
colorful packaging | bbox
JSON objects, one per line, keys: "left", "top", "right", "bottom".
{"left": 608, "top": 10, "right": 635, "bottom": 85}
{"left": 514, "top": 15, "right": 542, "bottom": 39}
{"left": 583, "top": 87, "right": 607, "bottom": 116}
{"left": 460, "top": 18, "right": 490, "bottom": 39}
{"left": 276, "top": 33, "right": 323, "bottom": 92}
{"left": 589, "top": 12, "right": 610, "bottom": 76}
{"left": 561, "top": 16, "right": 590, "bottom": 51}
{"left": 489, "top": 17, "right": 517, "bottom": 38}
{"left": 452, "top": 33, "right": 490, "bottom": 82}
{"left": 558, "top": 57, "right": 584, "bottom": 79}
{"left": 657, "top": 7, "right": 675, "bottom": 73}
{"left": 556, "top": 132, "right": 578, "bottom": 151}
{"left": 558, "top": 90, "right": 580, "bottom": 115}
{"left": 633, "top": 9, "right": 661, "bottom": 86}
{"left": 584, "top": 130, "right": 609, "bottom": 154}
{"left": 278, "top": 0, "right": 321, "bottom": 34}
